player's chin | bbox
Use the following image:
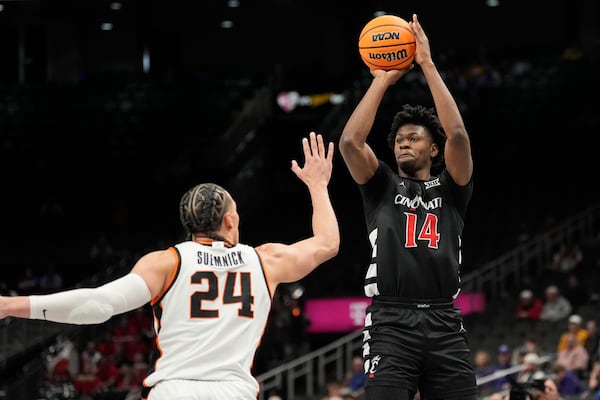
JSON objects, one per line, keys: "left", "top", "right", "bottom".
{"left": 397, "top": 159, "right": 418, "bottom": 173}
{"left": 397, "top": 157, "right": 415, "bottom": 166}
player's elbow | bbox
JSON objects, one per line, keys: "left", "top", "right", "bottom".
{"left": 329, "top": 245, "right": 340, "bottom": 260}
{"left": 339, "top": 133, "right": 360, "bottom": 156}
{"left": 321, "top": 235, "right": 340, "bottom": 261}
{"left": 326, "top": 244, "right": 340, "bottom": 260}
{"left": 68, "top": 299, "right": 114, "bottom": 324}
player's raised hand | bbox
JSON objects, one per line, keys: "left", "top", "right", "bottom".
{"left": 291, "top": 131, "right": 334, "bottom": 188}
{"left": 410, "top": 14, "right": 433, "bottom": 66}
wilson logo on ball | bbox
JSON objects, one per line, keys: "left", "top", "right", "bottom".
{"left": 365, "top": 49, "right": 410, "bottom": 63}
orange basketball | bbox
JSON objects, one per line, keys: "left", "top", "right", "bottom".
{"left": 358, "top": 14, "right": 416, "bottom": 71}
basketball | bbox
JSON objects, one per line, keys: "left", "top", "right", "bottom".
{"left": 358, "top": 14, "right": 416, "bottom": 71}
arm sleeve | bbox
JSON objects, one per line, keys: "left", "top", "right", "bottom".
{"left": 29, "top": 273, "right": 151, "bottom": 325}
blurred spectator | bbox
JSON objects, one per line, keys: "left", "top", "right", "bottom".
{"left": 45, "top": 335, "right": 79, "bottom": 384}
{"left": 321, "top": 380, "right": 345, "bottom": 400}
{"left": 551, "top": 362, "right": 583, "bottom": 397}
{"left": 339, "top": 386, "right": 360, "bottom": 400}
{"left": 516, "top": 353, "right": 547, "bottom": 383}
{"left": 496, "top": 344, "right": 513, "bottom": 370}
{"left": 583, "top": 360, "right": 600, "bottom": 400}
{"left": 556, "top": 332, "right": 589, "bottom": 378}
{"left": 563, "top": 273, "right": 590, "bottom": 312}
{"left": 557, "top": 314, "right": 589, "bottom": 353}
{"left": 116, "top": 363, "right": 141, "bottom": 400}
{"left": 516, "top": 289, "right": 543, "bottom": 320}
{"left": 539, "top": 377, "right": 563, "bottom": 400}
{"left": 539, "top": 285, "right": 572, "bottom": 323}
{"left": 585, "top": 319, "right": 600, "bottom": 368}
{"left": 80, "top": 340, "right": 102, "bottom": 376}
{"left": 474, "top": 349, "right": 497, "bottom": 392}
{"left": 489, "top": 344, "right": 514, "bottom": 390}
{"left": 266, "top": 390, "right": 283, "bottom": 400}
{"left": 512, "top": 336, "right": 543, "bottom": 367}
{"left": 344, "top": 355, "right": 366, "bottom": 396}
{"left": 93, "top": 354, "right": 121, "bottom": 393}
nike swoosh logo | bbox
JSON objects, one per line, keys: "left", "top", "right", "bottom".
{"left": 43, "top": 309, "right": 48, "bottom": 320}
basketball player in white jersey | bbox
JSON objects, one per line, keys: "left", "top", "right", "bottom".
{"left": 0, "top": 131, "right": 339, "bottom": 400}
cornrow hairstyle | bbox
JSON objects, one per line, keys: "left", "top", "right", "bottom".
{"left": 387, "top": 104, "right": 446, "bottom": 174}
{"left": 179, "top": 183, "right": 231, "bottom": 241}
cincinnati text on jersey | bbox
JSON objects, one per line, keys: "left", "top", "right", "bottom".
{"left": 196, "top": 250, "right": 247, "bottom": 268}
{"left": 394, "top": 194, "right": 442, "bottom": 210}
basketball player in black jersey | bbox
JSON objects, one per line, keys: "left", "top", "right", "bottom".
{"left": 339, "top": 14, "right": 478, "bottom": 400}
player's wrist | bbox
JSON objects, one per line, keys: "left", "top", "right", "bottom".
{"left": 3, "top": 296, "right": 31, "bottom": 319}
{"left": 371, "top": 74, "right": 395, "bottom": 89}
{"left": 419, "top": 60, "right": 435, "bottom": 69}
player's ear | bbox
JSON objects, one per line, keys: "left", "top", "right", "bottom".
{"left": 223, "top": 212, "right": 234, "bottom": 229}
{"left": 430, "top": 143, "right": 439, "bottom": 158}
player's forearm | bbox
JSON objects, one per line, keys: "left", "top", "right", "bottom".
{"left": 420, "top": 61, "right": 466, "bottom": 137}
{"left": 309, "top": 186, "right": 340, "bottom": 259}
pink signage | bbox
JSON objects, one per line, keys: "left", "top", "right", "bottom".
{"left": 304, "top": 292, "right": 486, "bottom": 333}
{"left": 454, "top": 291, "right": 486, "bottom": 316}
{"left": 304, "top": 297, "right": 370, "bottom": 333}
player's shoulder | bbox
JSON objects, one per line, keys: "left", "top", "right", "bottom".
{"left": 255, "top": 242, "right": 285, "bottom": 256}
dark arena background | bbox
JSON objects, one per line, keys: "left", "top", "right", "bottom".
{"left": 0, "top": 1, "right": 599, "bottom": 399}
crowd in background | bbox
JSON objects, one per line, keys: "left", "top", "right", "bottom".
{"left": 473, "top": 231, "right": 600, "bottom": 400}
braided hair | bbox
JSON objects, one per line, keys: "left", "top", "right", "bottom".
{"left": 387, "top": 104, "right": 446, "bottom": 175}
{"left": 179, "top": 183, "right": 231, "bottom": 241}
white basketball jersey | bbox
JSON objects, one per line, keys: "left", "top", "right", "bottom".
{"left": 142, "top": 240, "right": 272, "bottom": 397}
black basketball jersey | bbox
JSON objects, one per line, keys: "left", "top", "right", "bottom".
{"left": 359, "top": 160, "right": 473, "bottom": 299}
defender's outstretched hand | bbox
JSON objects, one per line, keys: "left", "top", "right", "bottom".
{"left": 291, "top": 132, "right": 334, "bottom": 188}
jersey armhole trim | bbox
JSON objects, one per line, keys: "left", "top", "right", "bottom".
{"left": 150, "top": 246, "right": 181, "bottom": 305}
{"left": 254, "top": 248, "right": 274, "bottom": 301}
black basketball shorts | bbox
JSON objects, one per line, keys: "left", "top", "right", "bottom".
{"left": 362, "top": 296, "right": 478, "bottom": 400}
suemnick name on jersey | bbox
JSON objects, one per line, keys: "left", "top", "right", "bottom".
{"left": 196, "top": 250, "right": 246, "bottom": 268}
{"left": 394, "top": 194, "right": 442, "bottom": 210}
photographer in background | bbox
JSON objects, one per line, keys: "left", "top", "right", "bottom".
{"left": 494, "top": 377, "right": 562, "bottom": 400}
{"left": 531, "top": 378, "right": 561, "bottom": 400}
{"left": 535, "top": 378, "right": 563, "bottom": 400}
